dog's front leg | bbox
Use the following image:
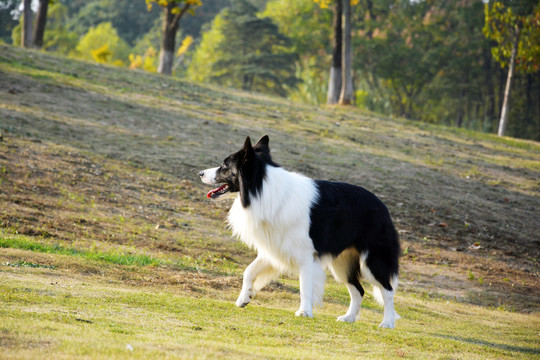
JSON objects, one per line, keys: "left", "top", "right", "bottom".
{"left": 236, "top": 256, "right": 270, "bottom": 308}
{"left": 295, "top": 260, "right": 315, "bottom": 317}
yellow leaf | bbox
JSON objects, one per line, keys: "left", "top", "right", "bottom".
{"left": 177, "top": 35, "right": 194, "bottom": 56}
{"left": 146, "top": 46, "right": 157, "bottom": 57}
{"left": 129, "top": 54, "right": 143, "bottom": 70}
{"left": 143, "top": 56, "right": 157, "bottom": 72}
{"left": 314, "top": 0, "right": 331, "bottom": 9}
{"left": 91, "top": 44, "right": 111, "bottom": 64}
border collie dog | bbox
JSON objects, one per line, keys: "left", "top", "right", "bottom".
{"left": 199, "top": 136, "right": 401, "bottom": 328}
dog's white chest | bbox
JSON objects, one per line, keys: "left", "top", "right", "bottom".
{"left": 227, "top": 181, "right": 317, "bottom": 270}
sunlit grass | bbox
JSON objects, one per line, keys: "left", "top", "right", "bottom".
{"left": 1, "top": 267, "right": 539, "bottom": 359}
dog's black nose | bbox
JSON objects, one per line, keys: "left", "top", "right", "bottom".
{"left": 198, "top": 171, "right": 204, "bottom": 177}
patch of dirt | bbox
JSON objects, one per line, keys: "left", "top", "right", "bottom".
{"left": 0, "top": 328, "right": 54, "bottom": 350}
{"left": 400, "top": 242, "right": 540, "bottom": 312}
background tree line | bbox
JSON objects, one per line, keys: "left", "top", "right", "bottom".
{"left": 0, "top": 0, "right": 538, "bottom": 140}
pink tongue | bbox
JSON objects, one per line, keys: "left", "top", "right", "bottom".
{"left": 207, "top": 184, "right": 227, "bottom": 199}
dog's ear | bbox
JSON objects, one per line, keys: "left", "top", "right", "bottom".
{"left": 254, "top": 135, "right": 270, "bottom": 153}
{"left": 242, "top": 136, "right": 254, "bottom": 163}
{"left": 243, "top": 136, "right": 253, "bottom": 151}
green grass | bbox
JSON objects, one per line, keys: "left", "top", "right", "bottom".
{"left": 0, "top": 233, "right": 160, "bottom": 267}
{"left": 1, "top": 268, "right": 538, "bottom": 360}
{"left": 0, "top": 232, "right": 241, "bottom": 275}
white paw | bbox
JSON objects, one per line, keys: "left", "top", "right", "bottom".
{"left": 379, "top": 320, "right": 395, "bottom": 329}
{"left": 295, "top": 309, "right": 313, "bottom": 317}
{"left": 337, "top": 314, "right": 356, "bottom": 323}
{"left": 235, "top": 292, "right": 251, "bottom": 308}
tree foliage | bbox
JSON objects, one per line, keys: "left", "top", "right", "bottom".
{"left": 0, "top": 0, "right": 538, "bottom": 139}
{"left": 484, "top": 0, "right": 540, "bottom": 73}
{"left": 68, "top": 0, "right": 160, "bottom": 46}
{"left": 189, "top": 0, "right": 300, "bottom": 96}
{"left": 0, "top": 0, "right": 19, "bottom": 44}
{"left": 262, "top": 0, "right": 332, "bottom": 103}
{"left": 188, "top": 13, "right": 226, "bottom": 82}
{"left": 483, "top": 0, "right": 539, "bottom": 136}
{"left": 129, "top": 46, "right": 158, "bottom": 71}
{"left": 356, "top": 1, "right": 460, "bottom": 118}
{"left": 75, "top": 22, "right": 130, "bottom": 65}
{"left": 42, "top": 2, "right": 78, "bottom": 54}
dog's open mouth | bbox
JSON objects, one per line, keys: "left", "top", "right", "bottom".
{"left": 206, "top": 184, "right": 230, "bottom": 199}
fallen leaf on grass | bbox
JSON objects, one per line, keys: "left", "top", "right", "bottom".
{"left": 428, "top": 222, "right": 448, "bottom": 228}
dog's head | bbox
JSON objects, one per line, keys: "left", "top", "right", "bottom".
{"left": 199, "top": 135, "right": 276, "bottom": 206}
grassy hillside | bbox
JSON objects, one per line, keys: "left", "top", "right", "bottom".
{"left": 0, "top": 45, "right": 539, "bottom": 359}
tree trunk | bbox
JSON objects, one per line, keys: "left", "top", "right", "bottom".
{"left": 497, "top": 25, "right": 520, "bottom": 137}
{"left": 456, "top": 90, "right": 465, "bottom": 127}
{"left": 242, "top": 74, "right": 251, "bottom": 91}
{"left": 158, "top": 4, "right": 182, "bottom": 75}
{"left": 21, "top": 0, "right": 33, "bottom": 48}
{"left": 327, "top": 0, "right": 342, "bottom": 104}
{"left": 482, "top": 44, "right": 495, "bottom": 131}
{"left": 32, "top": 0, "right": 49, "bottom": 49}
{"left": 525, "top": 73, "right": 532, "bottom": 125}
{"left": 338, "top": 0, "right": 353, "bottom": 105}
{"left": 457, "top": 72, "right": 469, "bottom": 127}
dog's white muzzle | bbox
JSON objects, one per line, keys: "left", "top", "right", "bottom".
{"left": 198, "top": 167, "right": 219, "bottom": 185}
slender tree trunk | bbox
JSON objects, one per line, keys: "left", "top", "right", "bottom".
{"left": 32, "top": 0, "right": 49, "bottom": 49}
{"left": 497, "top": 65, "right": 505, "bottom": 125}
{"left": 498, "top": 25, "right": 520, "bottom": 137}
{"left": 158, "top": 4, "right": 180, "bottom": 75}
{"left": 338, "top": 0, "right": 353, "bottom": 105}
{"left": 21, "top": 0, "right": 33, "bottom": 48}
{"left": 456, "top": 90, "right": 465, "bottom": 128}
{"left": 327, "top": 0, "right": 342, "bottom": 104}
{"left": 242, "top": 74, "right": 251, "bottom": 90}
{"left": 483, "top": 44, "right": 495, "bottom": 131}
{"left": 457, "top": 72, "right": 469, "bottom": 127}
{"left": 525, "top": 73, "right": 532, "bottom": 124}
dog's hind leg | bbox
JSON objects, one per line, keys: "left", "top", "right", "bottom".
{"left": 337, "top": 282, "right": 364, "bottom": 323}
{"left": 360, "top": 252, "right": 400, "bottom": 328}
{"left": 236, "top": 256, "right": 277, "bottom": 308}
{"left": 373, "top": 283, "right": 399, "bottom": 328}
{"left": 329, "top": 249, "right": 364, "bottom": 322}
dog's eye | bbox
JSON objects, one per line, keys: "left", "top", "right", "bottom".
{"left": 221, "top": 164, "right": 228, "bottom": 170}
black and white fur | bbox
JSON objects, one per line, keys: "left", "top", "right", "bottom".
{"left": 199, "top": 136, "right": 401, "bottom": 328}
